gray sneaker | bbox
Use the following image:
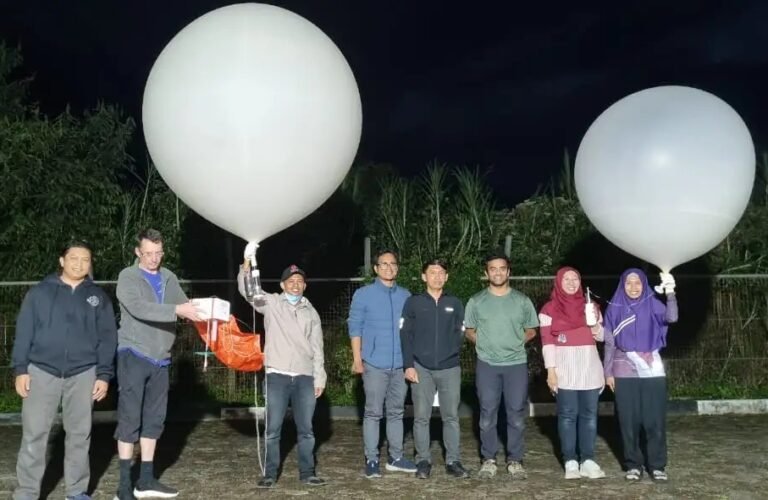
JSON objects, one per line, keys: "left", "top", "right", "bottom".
{"left": 507, "top": 461, "right": 527, "bottom": 480}
{"left": 477, "top": 459, "right": 497, "bottom": 479}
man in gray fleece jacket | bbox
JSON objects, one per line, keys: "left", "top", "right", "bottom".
{"left": 238, "top": 262, "right": 327, "bottom": 489}
{"left": 113, "top": 229, "right": 202, "bottom": 500}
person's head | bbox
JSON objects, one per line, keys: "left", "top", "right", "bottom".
{"left": 559, "top": 267, "right": 582, "bottom": 295}
{"left": 484, "top": 253, "right": 510, "bottom": 287}
{"left": 135, "top": 229, "right": 164, "bottom": 272}
{"left": 623, "top": 270, "right": 645, "bottom": 299}
{"left": 373, "top": 249, "right": 399, "bottom": 283}
{"left": 59, "top": 240, "right": 93, "bottom": 283}
{"left": 421, "top": 258, "right": 449, "bottom": 291}
{"left": 280, "top": 264, "right": 307, "bottom": 298}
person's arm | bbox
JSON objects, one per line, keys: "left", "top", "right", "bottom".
{"left": 592, "top": 308, "right": 605, "bottom": 341}
{"left": 523, "top": 297, "right": 539, "bottom": 342}
{"left": 309, "top": 308, "right": 327, "bottom": 396}
{"left": 347, "top": 289, "right": 365, "bottom": 373}
{"left": 400, "top": 298, "right": 415, "bottom": 369}
{"left": 602, "top": 311, "right": 616, "bottom": 391}
{"left": 454, "top": 299, "right": 465, "bottom": 351}
{"left": 464, "top": 298, "right": 477, "bottom": 344}
{"left": 11, "top": 289, "right": 36, "bottom": 377}
{"left": 236, "top": 265, "right": 270, "bottom": 314}
{"left": 664, "top": 294, "right": 678, "bottom": 324}
{"left": 539, "top": 309, "right": 558, "bottom": 393}
{"left": 116, "top": 271, "right": 178, "bottom": 322}
{"left": 95, "top": 293, "right": 118, "bottom": 382}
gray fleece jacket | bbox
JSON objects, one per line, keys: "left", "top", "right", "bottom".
{"left": 116, "top": 264, "right": 188, "bottom": 361}
{"left": 237, "top": 269, "right": 326, "bottom": 388}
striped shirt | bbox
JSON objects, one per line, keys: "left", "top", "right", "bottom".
{"left": 539, "top": 313, "right": 605, "bottom": 391}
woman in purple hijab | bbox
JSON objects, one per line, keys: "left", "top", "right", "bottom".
{"left": 603, "top": 268, "right": 678, "bottom": 482}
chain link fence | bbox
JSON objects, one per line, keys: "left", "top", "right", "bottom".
{"left": 1, "top": 275, "right": 767, "bottom": 409}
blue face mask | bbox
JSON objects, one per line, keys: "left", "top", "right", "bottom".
{"left": 285, "top": 293, "right": 301, "bottom": 305}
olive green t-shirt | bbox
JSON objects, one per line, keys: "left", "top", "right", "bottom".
{"left": 464, "top": 288, "right": 539, "bottom": 366}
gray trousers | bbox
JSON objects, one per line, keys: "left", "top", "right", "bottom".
{"left": 14, "top": 364, "right": 96, "bottom": 500}
{"left": 411, "top": 362, "right": 461, "bottom": 464}
{"left": 362, "top": 362, "right": 408, "bottom": 461}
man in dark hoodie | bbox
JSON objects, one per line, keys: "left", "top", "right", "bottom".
{"left": 12, "top": 241, "right": 117, "bottom": 500}
{"left": 400, "top": 258, "right": 468, "bottom": 480}
{"left": 113, "top": 229, "right": 202, "bottom": 500}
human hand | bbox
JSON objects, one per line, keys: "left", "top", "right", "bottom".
{"left": 351, "top": 358, "right": 364, "bottom": 374}
{"left": 92, "top": 380, "right": 109, "bottom": 401}
{"left": 15, "top": 374, "right": 30, "bottom": 398}
{"left": 405, "top": 368, "right": 419, "bottom": 383}
{"left": 546, "top": 369, "right": 558, "bottom": 394}
{"left": 175, "top": 302, "right": 203, "bottom": 322}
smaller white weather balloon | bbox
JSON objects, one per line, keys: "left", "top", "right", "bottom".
{"left": 575, "top": 86, "right": 755, "bottom": 272}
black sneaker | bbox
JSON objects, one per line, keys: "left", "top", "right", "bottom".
{"left": 134, "top": 478, "right": 179, "bottom": 499}
{"left": 415, "top": 460, "right": 431, "bottom": 479}
{"left": 256, "top": 477, "right": 276, "bottom": 488}
{"left": 113, "top": 486, "right": 136, "bottom": 500}
{"left": 301, "top": 476, "right": 327, "bottom": 486}
{"left": 446, "top": 461, "right": 470, "bottom": 478}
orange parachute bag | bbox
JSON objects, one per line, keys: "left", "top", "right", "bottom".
{"left": 193, "top": 315, "right": 264, "bottom": 372}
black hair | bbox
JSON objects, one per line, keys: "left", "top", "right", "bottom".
{"left": 373, "top": 248, "right": 399, "bottom": 266}
{"left": 484, "top": 252, "right": 510, "bottom": 270}
{"left": 421, "top": 258, "right": 448, "bottom": 273}
{"left": 60, "top": 239, "right": 93, "bottom": 258}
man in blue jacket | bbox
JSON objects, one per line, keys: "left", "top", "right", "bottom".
{"left": 12, "top": 241, "right": 117, "bottom": 500}
{"left": 348, "top": 249, "right": 417, "bottom": 478}
{"left": 400, "top": 258, "right": 468, "bottom": 480}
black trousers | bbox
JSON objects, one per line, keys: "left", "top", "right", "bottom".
{"left": 614, "top": 377, "right": 667, "bottom": 472}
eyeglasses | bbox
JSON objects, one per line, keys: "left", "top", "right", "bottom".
{"left": 377, "top": 263, "right": 399, "bottom": 269}
{"left": 140, "top": 251, "right": 165, "bottom": 258}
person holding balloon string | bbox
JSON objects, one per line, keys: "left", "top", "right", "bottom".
{"left": 238, "top": 261, "right": 327, "bottom": 489}
{"left": 603, "top": 269, "right": 677, "bottom": 482}
{"left": 539, "top": 267, "right": 607, "bottom": 480}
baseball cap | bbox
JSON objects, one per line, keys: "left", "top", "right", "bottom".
{"left": 280, "top": 264, "right": 306, "bottom": 282}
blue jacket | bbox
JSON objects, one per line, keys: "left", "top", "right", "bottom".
{"left": 12, "top": 274, "right": 118, "bottom": 381}
{"left": 348, "top": 279, "right": 411, "bottom": 369}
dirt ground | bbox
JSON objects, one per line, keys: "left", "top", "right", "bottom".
{"left": 0, "top": 414, "right": 766, "bottom": 499}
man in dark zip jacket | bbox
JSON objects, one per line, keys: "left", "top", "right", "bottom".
{"left": 400, "top": 258, "right": 469, "bottom": 480}
{"left": 11, "top": 241, "right": 117, "bottom": 500}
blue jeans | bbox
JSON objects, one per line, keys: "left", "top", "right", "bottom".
{"left": 362, "top": 362, "right": 407, "bottom": 462}
{"left": 556, "top": 388, "right": 600, "bottom": 462}
{"left": 476, "top": 360, "right": 529, "bottom": 462}
{"left": 265, "top": 373, "right": 316, "bottom": 480}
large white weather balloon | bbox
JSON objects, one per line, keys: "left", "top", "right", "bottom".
{"left": 142, "top": 3, "right": 362, "bottom": 246}
{"left": 575, "top": 86, "right": 755, "bottom": 272}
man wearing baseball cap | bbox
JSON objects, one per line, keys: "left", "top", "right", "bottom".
{"left": 238, "top": 262, "right": 327, "bottom": 489}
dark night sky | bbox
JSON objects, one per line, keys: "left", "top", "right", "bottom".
{"left": 2, "top": 1, "right": 767, "bottom": 277}
{"left": 3, "top": 0, "right": 767, "bottom": 203}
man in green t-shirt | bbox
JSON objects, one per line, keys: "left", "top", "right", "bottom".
{"left": 464, "top": 253, "right": 538, "bottom": 480}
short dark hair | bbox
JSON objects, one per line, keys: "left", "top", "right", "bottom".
{"left": 422, "top": 258, "right": 448, "bottom": 273}
{"left": 137, "top": 228, "right": 163, "bottom": 246}
{"left": 373, "top": 248, "right": 399, "bottom": 266}
{"left": 484, "top": 253, "right": 510, "bottom": 270}
{"left": 60, "top": 239, "right": 93, "bottom": 259}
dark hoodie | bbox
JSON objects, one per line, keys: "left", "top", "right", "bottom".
{"left": 12, "top": 273, "right": 118, "bottom": 381}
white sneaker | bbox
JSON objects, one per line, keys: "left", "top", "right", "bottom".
{"left": 580, "top": 459, "right": 606, "bottom": 479}
{"left": 477, "top": 459, "right": 497, "bottom": 478}
{"left": 564, "top": 460, "right": 580, "bottom": 480}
